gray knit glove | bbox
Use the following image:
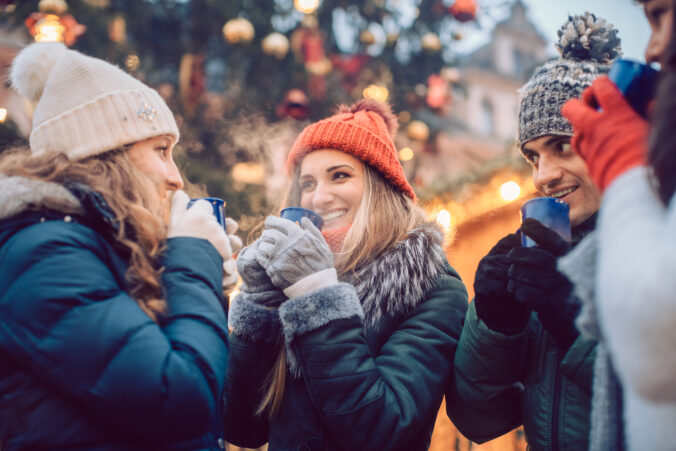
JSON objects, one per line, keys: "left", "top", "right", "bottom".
{"left": 257, "top": 216, "right": 337, "bottom": 298}
{"left": 236, "top": 242, "right": 286, "bottom": 308}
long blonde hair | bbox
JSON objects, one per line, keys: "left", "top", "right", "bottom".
{"left": 0, "top": 147, "right": 167, "bottom": 321}
{"left": 258, "top": 161, "right": 426, "bottom": 416}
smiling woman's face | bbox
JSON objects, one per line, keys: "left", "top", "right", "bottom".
{"left": 298, "top": 149, "right": 365, "bottom": 231}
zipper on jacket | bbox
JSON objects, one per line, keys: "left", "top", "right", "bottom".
{"left": 551, "top": 345, "right": 561, "bottom": 451}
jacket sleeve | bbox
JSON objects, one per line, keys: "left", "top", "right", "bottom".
{"left": 596, "top": 167, "right": 676, "bottom": 402}
{"left": 276, "top": 268, "right": 468, "bottom": 451}
{"left": 450, "top": 300, "right": 527, "bottom": 443}
{"left": 0, "top": 223, "right": 228, "bottom": 443}
{"left": 221, "top": 294, "right": 281, "bottom": 448}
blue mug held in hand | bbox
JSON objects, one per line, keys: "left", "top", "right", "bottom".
{"left": 188, "top": 197, "right": 226, "bottom": 229}
{"left": 520, "top": 197, "right": 571, "bottom": 247}
{"left": 607, "top": 59, "right": 659, "bottom": 118}
{"left": 280, "top": 207, "right": 324, "bottom": 230}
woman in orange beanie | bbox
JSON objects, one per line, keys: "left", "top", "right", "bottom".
{"left": 223, "top": 99, "right": 468, "bottom": 450}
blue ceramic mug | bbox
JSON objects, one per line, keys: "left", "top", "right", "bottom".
{"left": 280, "top": 207, "right": 324, "bottom": 230}
{"left": 188, "top": 197, "right": 226, "bottom": 229}
{"left": 607, "top": 59, "right": 659, "bottom": 118}
{"left": 520, "top": 197, "right": 571, "bottom": 247}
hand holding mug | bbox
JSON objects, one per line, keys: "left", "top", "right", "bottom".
{"left": 256, "top": 216, "right": 336, "bottom": 297}
{"left": 168, "top": 190, "right": 229, "bottom": 260}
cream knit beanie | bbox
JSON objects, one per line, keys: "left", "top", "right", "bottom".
{"left": 9, "top": 42, "right": 179, "bottom": 160}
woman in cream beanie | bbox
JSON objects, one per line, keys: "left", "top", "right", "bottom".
{"left": 0, "top": 42, "right": 237, "bottom": 450}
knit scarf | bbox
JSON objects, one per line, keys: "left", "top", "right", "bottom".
{"left": 558, "top": 230, "right": 625, "bottom": 451}
{"left": 322, "top": 226, "right": 350, "bottom": 253}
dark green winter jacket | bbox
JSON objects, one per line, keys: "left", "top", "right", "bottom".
{"left": 450, "top": 302, "right": 595, "bottom": 450}
{"left": 447, "top": 217, "right": 598, "bottom": 451}
{"left": 223, "top": 223, "right": 468, "bottom": 451}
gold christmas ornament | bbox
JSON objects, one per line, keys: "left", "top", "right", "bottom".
{"left": 262, "top": 32, "right": 290, "bottom": 59}
{"left": 108, "top": 15, "right": 126, "bottom": 44}
{"left": 407, "top": 120, "right": 430, "bottom": 141}
{"left": 441, "top": 67, "right": 461, "bottom": 83}
{"left": 294, "top": 0, "right": 319, "bottom": 14}
{"left": 363, "top": 84, "right": 389, "bottom": 102}
{"left": 39, "top": 0, "right": 68, "bottom": 14}
{"left": 421, "top": 32, "right": 442, "bottom": 52}
{"left": 360, "top": 29, "right": 376, "bottom": 46}
{"left": 82, "top": 0, "right": 110, "bottom": 7}
{"left": 223, "top": 17, "right": 255, "bottom": 44}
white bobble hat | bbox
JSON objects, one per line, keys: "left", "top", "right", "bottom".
{"left": 10, "top": 42, "right": 179, "bottom": 160}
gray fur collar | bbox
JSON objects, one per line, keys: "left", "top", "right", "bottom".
{"left": 341, "top": 222, "right": 447, "bottom": 326}
{"left": 0, "top": 174, "right": 83, "bottom": 221}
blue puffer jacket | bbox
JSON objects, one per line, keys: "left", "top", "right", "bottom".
{"left": 0, "top": 175, "right": 230, "bottom": 450}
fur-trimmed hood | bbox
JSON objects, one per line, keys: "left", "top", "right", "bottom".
{"left": 341, "top": 221, "right": 447, "bottom": 326}
{"left": 0, "top": 174, "right": 84, "bottom": 222}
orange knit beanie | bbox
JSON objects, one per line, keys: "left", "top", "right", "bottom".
{"left": 286, "top": 99, "right": 416, "bottom": 200}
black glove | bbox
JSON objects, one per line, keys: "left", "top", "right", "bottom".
{"left": 474, "top": 233, "right": 531, "bottom": 335}
{"left": 507, "top": 218, "right": 579, "bottom": 351}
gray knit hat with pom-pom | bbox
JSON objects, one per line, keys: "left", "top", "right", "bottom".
{"left": 516, "top": 12, "right": 622, "bottom": 148}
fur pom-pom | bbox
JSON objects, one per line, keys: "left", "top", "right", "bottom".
{"left": 555, "top": 12, "right": 622, "bottom": 64}
{"left": 338, "top": 99, "right": 399, "bottom": 136}
{"left": 10, "top": 42, "right": 67, "bottom": 104}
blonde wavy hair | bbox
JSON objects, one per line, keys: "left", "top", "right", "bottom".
{"left": 0, "top": 147, "right": 168, "bottom": 322}
{"left": 258, "top": 161, "right": 427, "bottom": 416}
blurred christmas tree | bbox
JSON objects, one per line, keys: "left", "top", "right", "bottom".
{"left": 1, "top": 0, "right": 496, "bottom": 235}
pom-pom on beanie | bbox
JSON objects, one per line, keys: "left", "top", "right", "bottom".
{"left": 10, "top": 42, "right": 179, "bottom": 160}
{"left": 516, "top": 12, "right": 622, "bottom": 148}
{"left": 286, "top": 99, "right": 416, "bottom": 200}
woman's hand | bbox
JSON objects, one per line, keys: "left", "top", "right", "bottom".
{"left": 562, "top": 76, "right": 649, "bottom": 192}
{"left": 236, "top": 242, "right": 286, "bottom": 308}
{"left": 257, "top": 216, "right": 337, "bottom": 298}
{"left": 168, "top": 190, "right": 230, "bottom": 260}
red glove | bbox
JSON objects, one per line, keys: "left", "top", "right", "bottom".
{"left": 562, "top": 76, "right": 650, "bottom": 192}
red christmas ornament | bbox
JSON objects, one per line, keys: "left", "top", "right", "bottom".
{"left": 426, "top": 74, "right": 449, "bottom": 110}
{"left": 276, "top": 89, "right": 310, "bottom": 120}
{"left": 449, "top": 0, "right": 477, "bottom": 23}
{"left": 331, "top": 54, "right": 370, "bottom": 92}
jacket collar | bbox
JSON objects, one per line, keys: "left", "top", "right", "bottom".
{"left": 0, "top": 175, "right": 119, "bottom": 235}
{"left": 0, "top": 175, "right": 84, "bottom": 221}
{"left": 341, "top": 222, "right": 447, "bottom": 326}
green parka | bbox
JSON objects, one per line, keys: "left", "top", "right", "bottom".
{"left": 223, "top": 223, "right": 468, "bottom": 450}
{"left": 450, "top": 303, "right": 595, "bottom": 450}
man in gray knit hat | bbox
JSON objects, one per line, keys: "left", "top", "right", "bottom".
{"left": 447, "top": 12, "right": 622, "bottom": 450}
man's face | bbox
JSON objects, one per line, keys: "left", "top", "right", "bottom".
{"left": 643, "top": 0, "right": 674, "bottom": 65}
{"left": 521, "top": 135, "right": 601, "bottom": 227}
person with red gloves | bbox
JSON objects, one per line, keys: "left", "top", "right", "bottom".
{"left": 560, "top": 1, "right": 676, "bottom": 449}
{"left": 448, "top": 13, "right": 622, "bottom": 451}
